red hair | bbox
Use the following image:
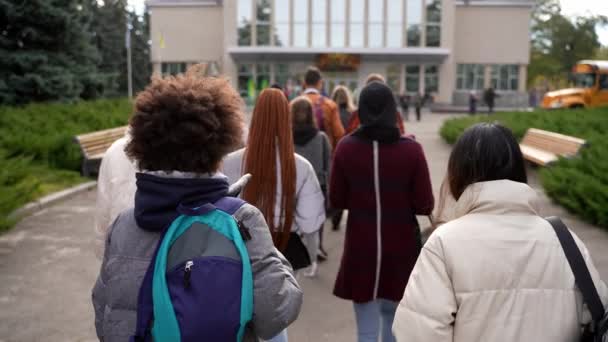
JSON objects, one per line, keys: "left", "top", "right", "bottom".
{"left": 242, "top": 89, "right": 296, "bottom": 251}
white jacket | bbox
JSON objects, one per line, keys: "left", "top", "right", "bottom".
{"left": 94, "top": 136, "right": 136, "bottom": 258}
{"left": 393, "top": 180, "right": 608, "bottom": 342}
{"left": 222, "top": 148, "right": 326, "bottom": 235}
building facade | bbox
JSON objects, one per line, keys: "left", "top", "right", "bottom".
{"left": 148, "top": 0, "right": 533, "bottom": 107}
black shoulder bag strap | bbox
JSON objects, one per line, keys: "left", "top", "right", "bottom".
{"left": 547, "top": 216, "right": 605, "bottom": 323}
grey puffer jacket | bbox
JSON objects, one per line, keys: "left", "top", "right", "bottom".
{"left": 92, "top": 203, "right": 303, "bottom": 342}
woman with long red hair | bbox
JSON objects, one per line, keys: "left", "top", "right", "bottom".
{"left": 223, "top": 88, "right": 326, "bottom": 342}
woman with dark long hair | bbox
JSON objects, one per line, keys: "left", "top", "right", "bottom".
{"left": 223, "top": 88, "right": 326, "bottom": 342}
{"left": 393, "top": 123, "right": 608, "bottom": 342}
{"left": 330, "top": 81, "right": 434, "bottom": 342}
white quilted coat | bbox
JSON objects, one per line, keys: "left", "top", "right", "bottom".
{"left": 393, "top": 180, "right": 608, "bottom": 342}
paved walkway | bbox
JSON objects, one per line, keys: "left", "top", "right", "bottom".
{"left": 1, "top": 113, "right": 608, "bottom": 341}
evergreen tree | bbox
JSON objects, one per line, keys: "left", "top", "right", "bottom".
{"left": 0, "top": 0, "right": 106, "bottom": 104}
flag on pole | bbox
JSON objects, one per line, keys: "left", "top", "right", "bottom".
{"left": 159, "top": 32, "right": 166, "bottom": 49}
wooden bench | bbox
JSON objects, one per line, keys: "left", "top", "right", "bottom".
{"left": 519, "top": 128, "right": 586, "bottom": 166}
{"left": 74, "top": 126, "right": 128, "bottom": 176}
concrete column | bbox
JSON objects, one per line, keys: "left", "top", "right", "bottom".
{"left": 345, "top": 0, "right": 351, "bottom": 46}
{"left": 382, "top": 0, "right": 388, "bottom": 47}
{"left": 289, "top": 0, "right": 294, "bottom": 46}
{"left": 252, "top": 0, "right": 257, "bottom": 46}
{"left": 420, "top": 0, "right": 426, "bottom": 47}
{"left": 484, "top": 65, "right": 492, "bottom": 89}
{"left": 402, "top": 0, "right": 407, "bottom": 47}
{"left": 519, "top": 64, "right": 527, "bottom": 92}
{"left": 153, "top": 62, "right": 162, "bottom": 76}
{"left": 364, "top": 0, "right": 369, "bottom": 47}
{"left": 419, "top": 64, "right": 426, "bottom": 94}
{"left": 326, "top": 0, "right": 331, "bottom": 46}
{"left": 307, "top": 0, "right": 313, "bottom": 47}
{"left": 223, "top": 0, "right": 238, "bottom": 88}
{"left": 437, "top": 0, "right": 455, "bottom": 103}
{"left": 270, "top": 0, "right": 276, "bottom": 46}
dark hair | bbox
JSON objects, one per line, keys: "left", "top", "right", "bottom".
{"left": 304, "top": 66, "right": 322, "bottom": 86}
{"left": 126, "top": 74, "right": 244, "bottom": 173}
{"left": 270, "top": 83, "right": 283, "bottom": 91}
{"left": 447, "top": 123, "right": 527, "bottom": 200}
{"left": 290, "top": 96, "right": 316, "bottom": 129}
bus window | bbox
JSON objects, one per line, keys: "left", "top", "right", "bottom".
{"left": 599, "top": 74, "right": 608, "bottom": 90}
{"left": 573, "top": 73, "right": 596, "bottom": 88}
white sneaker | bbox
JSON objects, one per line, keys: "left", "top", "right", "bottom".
{"left": 303, "top": 262, "right": 318, "bottom": 278}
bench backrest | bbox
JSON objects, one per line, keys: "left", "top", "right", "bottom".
{"left": 521, "top": 128, "right": 586, "bottom": 157}
{"left": 74, "top": 126, "right": 128, "bottom": 159}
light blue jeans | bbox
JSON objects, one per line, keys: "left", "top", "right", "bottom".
{"left": 353, "top": 299, "right": 399, "bottom": 342}
{"left": 265, "top": 329, "right": 288, "bottom": 342}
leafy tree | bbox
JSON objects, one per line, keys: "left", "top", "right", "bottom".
{"left": 0, "top": 0, "right": 107, "bottom": 105}
{"left": 529, "top": 0, "right": 607, "bottom": 87}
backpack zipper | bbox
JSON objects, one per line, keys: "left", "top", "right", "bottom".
{"left": 184, "top": 260, "right": 193, "bottom": 289}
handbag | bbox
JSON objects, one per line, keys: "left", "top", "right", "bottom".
{"left": 283, "top": 232, "right": 312, "bottom": 271}
{"left": 547, "top": 217, "right": 608, "bottom": 342}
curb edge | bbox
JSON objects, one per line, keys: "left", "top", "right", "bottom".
{"left": 8, "top": 181, "right": 98, "bottom": 221}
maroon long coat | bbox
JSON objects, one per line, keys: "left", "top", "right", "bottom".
{"left": 330, "top": 135, "right": 434, "bottom": 303}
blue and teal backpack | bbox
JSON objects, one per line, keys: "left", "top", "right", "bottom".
{"left": 132, "top": 197, "right": 253, "bottom": 342}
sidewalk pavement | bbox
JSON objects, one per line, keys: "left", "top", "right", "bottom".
{"left": 1, "top": 113, "right": 607, "bottom": 341}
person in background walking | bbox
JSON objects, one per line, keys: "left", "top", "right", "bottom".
{"left": 332, "top": 85, "right": 357, "bottom": 132}
{"left": 302, "top": 66, "right": 345, "bottom": 150}
{"left": 483, "top": 87, "right": 499, "bottom": 114}
{"left": 398, "top": 93, "right": 410, "bottom": 121}
{"left": 92, "top": 74, "right": 302, "bottom": 342}
{"left": 393, "top": 123, "right": 608, "bottom": 342}
{"left": 223, "top": 89, "right": 326, "bottom": 341}
{"left": 346, "top": 75, "right": 406, "bottom": 135}
{"left": 330, "top": 81, "right": 434, "bottom": 342}
{"left": 329, "top": 85, "right": 357, "bottom": 231}
{"left": 290, "top": 96, "right": 332, "bottom": 267}
{"left": 468, "top": 90, "right": 478, "bottom": 115}
{"left": 414, "top": 92, "right": 424, "bottom": 121}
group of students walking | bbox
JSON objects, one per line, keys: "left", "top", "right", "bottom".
{"left": 92, "top": 64, "right": 608, "bottom": 342}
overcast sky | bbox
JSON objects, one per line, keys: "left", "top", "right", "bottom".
{"left": 129, "top": 0, "right": 608, "bottom": 46}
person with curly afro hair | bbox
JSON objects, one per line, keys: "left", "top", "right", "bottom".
{"left": 92, "top": 69, "right": 303, "bottom": 342}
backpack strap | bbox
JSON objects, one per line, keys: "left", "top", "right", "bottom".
{"left": 547, "top": 216, "right": 605, "bottom": 323}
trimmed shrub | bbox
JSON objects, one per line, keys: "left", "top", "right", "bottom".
{"left": 439, "top": 107, "right": 608, "bottom": 228}
{"left": 0, "top": 98, "right": 132, "bottom": 231}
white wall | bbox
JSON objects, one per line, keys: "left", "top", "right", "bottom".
{"left": 150, "top": 5, "right": 224, "bottom": 64}
{"left": 454, "top": 5, "right": 531, "bottom": 64}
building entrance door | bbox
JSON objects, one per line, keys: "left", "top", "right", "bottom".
{"left": 324, "top": 73, "right": 359, "bottom": 96}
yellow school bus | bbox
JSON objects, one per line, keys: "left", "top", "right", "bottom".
{"left": 542, "top": 60, "right": 608, "bottom": 109}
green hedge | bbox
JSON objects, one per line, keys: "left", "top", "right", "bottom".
{"left": 0, "top": 98, "right": 132, "bottom": 231}
{"left": 439, "top": 107, "right": 608, "bottom": 228}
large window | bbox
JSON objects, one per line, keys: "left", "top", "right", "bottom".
{"left": 293, "top": 0, "right": 308, "bottom": 47}
{"left": 491, "top": 64, "right": 519, "bottom": 91}
{"left": 256, "top": 0, "right": 272, "bottom": 45}
{"left": 406, "top": 65, "right": 420, "bottom": 93}
{"left": 407, "top": 0, "right": 422, "bottom": 46}
{"left": 162, "top": 62, "right": 187, "bottom": 77}
{"left": 312, "top": 0, "right": 327, "bottom": 47}
{"left": 387, "top": 0, "right": 404, "bottom": 47}
{"left": 238, "top": 63, "right": 254, "bottom": 101}
{"left": 368, "top": 0, "right": 384, "bottom": 47}
{"left": 237, "top": 0, "right": 253, "bottom": 46}
{"left": 457, "top": 64, "right": 485, "bottom": 90}
{"left": 350, "top": 0, "right": 365, "bottom": 47}
{"left": 387, "top": 64, "right": 402, "bottom": 92}
{"left": 425, "top": 0, "right": 441, "bottom": 47}
{"left": 424, "top": 65, "right": 439, "bottom": 92}
{"left": 330, "top": 0, "right": 346, "bottom": 47}
{"left": 275, "top": 0, "right": 290, "bottom": 46}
